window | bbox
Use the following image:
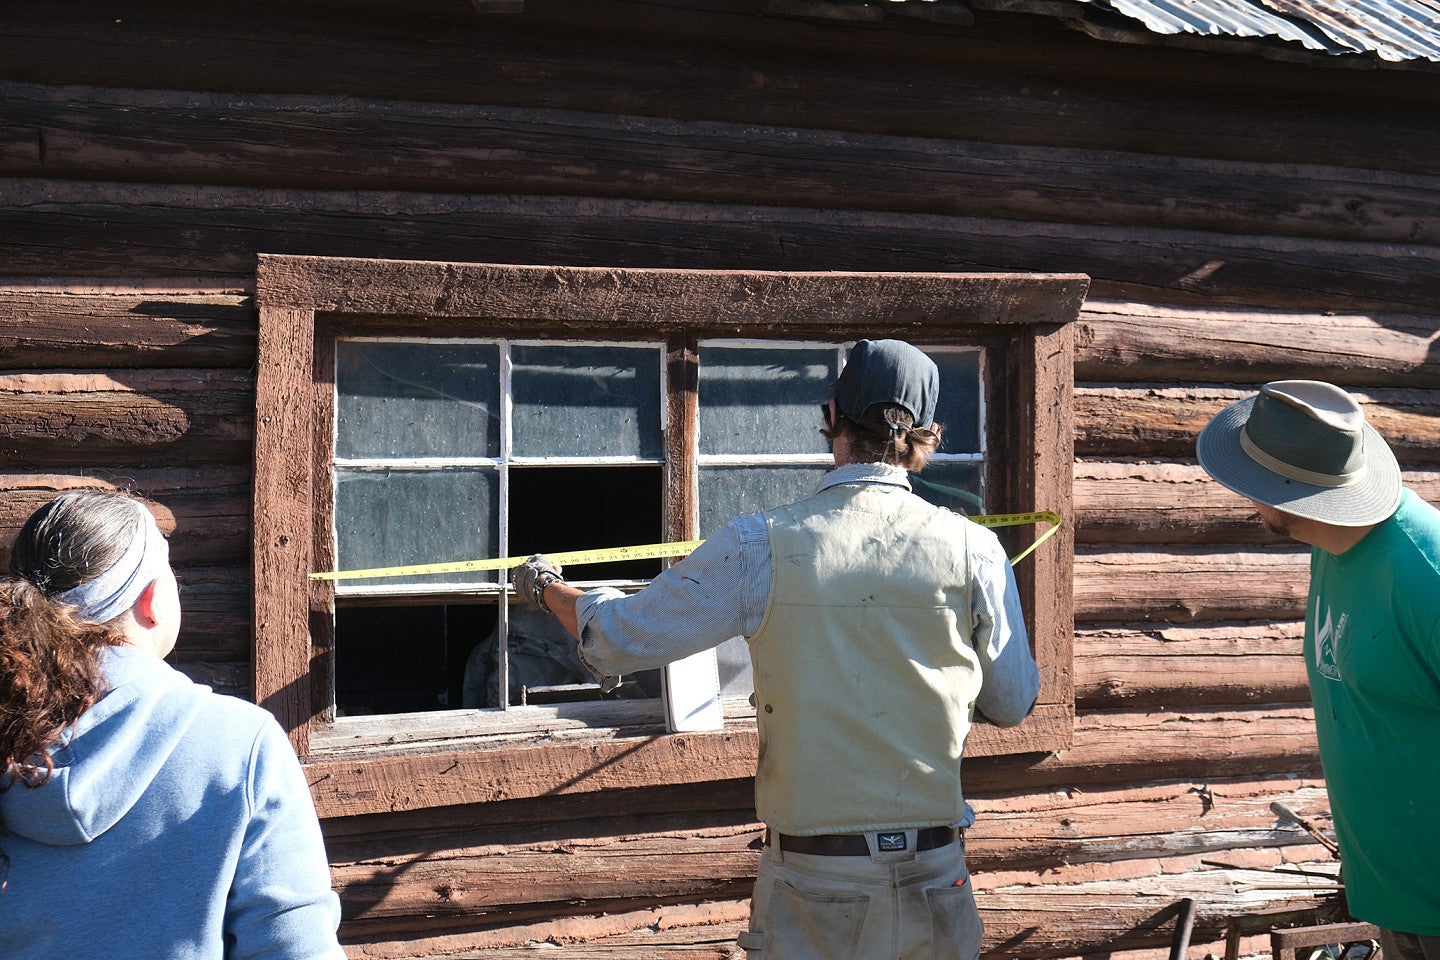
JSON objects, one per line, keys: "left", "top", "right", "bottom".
{"left": 253, "top": 256, "right": 1085, "bottom": 817}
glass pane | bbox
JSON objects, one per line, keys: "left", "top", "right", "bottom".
{"left": 511, "top": 344, "right": 662, "bottom": 459}
{"left": 910, "top": 461, "right": 985, "bottom": 515}
{"left": 334, "top": 467, "right": 498, "bottom": 590}
{"left": 698, "top": 344, "right": 838, "bottom": 456}
{"left": 698, "top": 465, "right": 828, "bottom": 537}
{"left": 927, "top": 349, "right": 983, "bottom": 454}
{"left": 335, "top": 341, "right": 501, "bottom": 459}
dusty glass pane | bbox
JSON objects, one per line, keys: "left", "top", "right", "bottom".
{"left": 698, "top": 344, "right": 837, "bottom": 456}
{"left": 511, "top": 344, "right": 662, "bottom": 459}
{"left": 928, "top": 349, "right": 983, "bottom": 454}
{"left": 334, "top": 467, "right": 498, "bottom": 590}
{"left": 910, "top": 461, "right": 985, "bottom": 515}
{"left": 698, "top": 465, "right": 828, "bottom": 537}
{"left": 335, "top": 340, "right": 500, "bottom": 459}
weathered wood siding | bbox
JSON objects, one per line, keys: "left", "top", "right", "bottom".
{"left": 2, "top": 0, "right": 1438, "bottom": 957}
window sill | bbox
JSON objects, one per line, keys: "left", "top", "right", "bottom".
{"left": 301, "top": 699, "right": 1071, "bottom": 818}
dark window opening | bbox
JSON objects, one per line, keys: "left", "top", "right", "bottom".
{"left": 335, "top": 465, "right": 666, "bottom": 714}
{"left": 335, "top": 603, "right": 494, "bottom": 716}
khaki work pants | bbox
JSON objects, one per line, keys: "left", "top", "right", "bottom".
{"left": 738, "top": 832, "right": 982, "bottom": 960}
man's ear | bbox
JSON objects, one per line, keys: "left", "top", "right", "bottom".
{"left": 132, "top": 579, "right": 160, "bottom": 628}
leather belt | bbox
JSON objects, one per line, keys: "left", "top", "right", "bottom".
{"left": 772, "top": 825, "right": 960, "bottom": 857}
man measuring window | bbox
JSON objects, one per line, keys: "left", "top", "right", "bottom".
{"left": 513, "top": 338, "right": 1040, "bottom": 960}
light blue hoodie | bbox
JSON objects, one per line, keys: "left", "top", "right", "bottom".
{"left": 0, "top": 646, "right": 344, "bottom": 959}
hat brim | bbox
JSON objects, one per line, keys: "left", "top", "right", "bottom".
{"left": 1197, "top": 395, "right": 1402, "bottom": 527}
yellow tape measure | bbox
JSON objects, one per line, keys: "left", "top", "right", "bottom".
{"left": 310, "top": 511, "right": 1061, "bottom": 581}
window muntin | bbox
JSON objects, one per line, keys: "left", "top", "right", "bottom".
{"left": 253, "top": 258, "right": 1083, "bottom": 805}
{"left": 332, "top": 337, "right": 666, "bottom": 714}
{"left": 695, "top": 340, "right": 985, "bottom": 700}
{"left": 329, "top": 336, "right": 988, "bottom": 718}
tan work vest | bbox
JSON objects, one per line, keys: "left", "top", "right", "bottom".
{"left": 748, "top": 482, "right": 984, "bottom": 835}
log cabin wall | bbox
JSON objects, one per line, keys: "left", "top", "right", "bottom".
{"left": 2, "top": 0, "right": 1438, "bottom": 956}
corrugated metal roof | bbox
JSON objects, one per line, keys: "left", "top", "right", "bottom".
{"left": 1075, "top": 0, "right": 1440, "bottom": 61}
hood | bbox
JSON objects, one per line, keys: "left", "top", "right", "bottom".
{"left": 1, "top": 646, "right": 206, "bottom": 846}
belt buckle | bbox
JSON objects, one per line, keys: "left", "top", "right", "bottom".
{"left": 876, "top": 831, "right": 907, "bottom": 852}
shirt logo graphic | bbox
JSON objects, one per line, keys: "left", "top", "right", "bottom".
{"left": 877, "top": 832, "right": 907, "bottom": 852}
{"left": 1314, "top": 605, "right": 1343, "bottom": 682}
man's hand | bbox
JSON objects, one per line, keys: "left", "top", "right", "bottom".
{"left": 512, "top": 554, "right": 565, "bottom": 613}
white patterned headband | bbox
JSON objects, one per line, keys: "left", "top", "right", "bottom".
{"left": 53, "top": 501, "right": 171, "bottom": 625}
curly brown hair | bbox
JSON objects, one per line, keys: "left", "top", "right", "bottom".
{"left": 2, "top": 491, "right": 141, "bottom": 786}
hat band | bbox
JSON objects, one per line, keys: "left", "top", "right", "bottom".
{"left": 1240, "top": 430, "right": 1361, "bottom": 489}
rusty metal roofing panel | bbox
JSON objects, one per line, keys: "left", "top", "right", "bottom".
{"left": 1100, "top": 0, "right": 1335, "bottom": 48}
{"left": 1075, "top": 0, "right": 1440, "bottom": 60}
{"left": 1254, "top": 0, "right": 1440, "bottom": 60}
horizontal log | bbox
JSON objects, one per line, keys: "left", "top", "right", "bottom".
{"left": 1076, "top": 300, "right": 1440, "bottom": 386}
{"left": 1074, "top": 622, "right": 1307, "bottom": 707}
{"left": 0, "top": 287, "right": 255, "bottom": 368}
{"left": 0, "top": 368, "right": 254, "bottom": 466}
{"left": 0, "top": 467, "right": 251, "bottom": 564}
{"left": 1074, "top": 460, "right": 1440, "bottom": 544}
{"left": 967, "top": 704, "right": 1324, "bottom": 792}
{"left": 1075, "top": 546, "right": 1310, "bottom": 623}
{"left": 4, "top": 181, "right": 1440, "bottom": 311}
{"left": 330, "top": 777, "right": 1342, "bottom": 952}
{"left": 2, "top": 0, "right": 1438, "bottom": 175}
{"left": 6, "top": 82, "right": 1440, "bottom": 245}
{"left": 341, "top": 900, "right": 754, "bottom": 958}
{"left": 172, "top": 564, "right": 251, "bottom": 659}
{"left": 260, "top": 255, "right": 1085, "bottom": 328}
{"left": 306, "top": 702, "right": 1322, "bottom": 819}
{"left": 1076, "top": 384, "right": 1440, "bottom": 461}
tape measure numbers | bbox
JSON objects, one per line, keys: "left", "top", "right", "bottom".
{"left": 310, "top": 511, "right": 1061, "bottom": 581}
{"left": 972, "top": 510, "right": 1063, "bottom": 565}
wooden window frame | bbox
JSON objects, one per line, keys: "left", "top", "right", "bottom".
{"left": 253, "top": 254, "right": 1087, "bottom": 818}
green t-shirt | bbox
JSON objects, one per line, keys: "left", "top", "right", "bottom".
{"left": 1306, "top": 488, "right": 1440, "bottom": 934}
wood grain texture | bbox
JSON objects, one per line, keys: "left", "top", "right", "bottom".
{"left": 0, "top": 287, "right": 255, "bottom": 368}
{"left": 1074, "top": 461, "right": 1440, "bottom": 544}
{"left": 252, "top": 305, "right": 316, "bottom": 751}
{"left": 0, "top": 368, "right": 253, "bottom": 467}
{"left": 1076, "top": 300, "right": 1440, "bottom": 386}
{"left": 1, "top": 0, "right": 1437, "bottom": 171}
{"left": 3, "top": 183, "right": 1434, "bottom": 310}
{"left": 1075, "top": 384, "right": 1440, "bottom": 461}
{"left": 5, "top": 81, "right": 1438, "bottom": 245}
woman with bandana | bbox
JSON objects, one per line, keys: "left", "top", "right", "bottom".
{"left": 0, "top": 491, "right": 344, "bottom": 959}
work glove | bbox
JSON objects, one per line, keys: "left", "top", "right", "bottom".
{"left": 512, "top": 554, "right": 565, "bottom": 613}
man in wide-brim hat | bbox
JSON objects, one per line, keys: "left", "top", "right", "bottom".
{"left": 1198, "top": 380, "right": 1440, "bottom": 960}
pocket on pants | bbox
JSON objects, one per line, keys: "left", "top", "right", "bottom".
{"left": 927, "top": 880, "right": 983, "bottom": 960}
{"left": 745, "top": 877, "right": 870, "bottom": 960}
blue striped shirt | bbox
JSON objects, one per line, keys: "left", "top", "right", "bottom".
{"left": 574, "top": 462, "right": 1041, "bottom": 728}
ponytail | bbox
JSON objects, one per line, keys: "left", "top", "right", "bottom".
{"left": 3, "top": 490, "right": 143, "bottom": 786}
{"left": 0, "top": 578, "right": 115, "bottom": 785}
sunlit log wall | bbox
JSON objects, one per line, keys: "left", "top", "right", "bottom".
{"left": 2, "top": 1, "right": 1438, "bottom": 956}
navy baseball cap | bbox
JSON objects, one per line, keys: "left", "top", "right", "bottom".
{"left": 828, "top": 339, "right": 939, "bottom": 428}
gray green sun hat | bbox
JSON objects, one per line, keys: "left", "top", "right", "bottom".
{"left": 1196, "top": 380, "right": 1401, "bottom": 527}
